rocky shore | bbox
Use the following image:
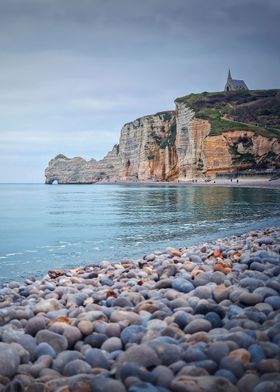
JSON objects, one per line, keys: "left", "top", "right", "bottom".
{"left": 0, "top": 228, "right": 280, "bottom": 392}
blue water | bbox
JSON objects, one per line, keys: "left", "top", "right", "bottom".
{"left": 0, "top": 184, "right": 279, "bottom": 283}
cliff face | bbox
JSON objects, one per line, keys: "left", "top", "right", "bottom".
{"left": 45, "top": 112, "right": 178, "bottom": 184}
{"left": 174, "top": 101, "right": 280, "bottom": 178}
{"left": 118, "top": 112, "right": 178, "bottom": 181}
{"left": 45, "top": 146, "right": 121, "bottom": 184}
{"left": 45, "top": 155, "right": 97, "bottom": 184}
{"left": 45, "top": 90, "right": 280, "bottom": 183}
{"left": 203, "top": 131, "right": 280, "bottom": 175}
{"left": 175, "top": 102, "right": 211, "bottom": 179}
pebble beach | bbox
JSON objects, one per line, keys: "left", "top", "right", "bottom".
{"left": 0, "top": 228, "right": 280, "bottom": 392}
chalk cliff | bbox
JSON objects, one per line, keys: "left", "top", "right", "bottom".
{"left": 118, "top": 112, "right": 178, "bottom": 181}
{"left": 45, "top": 90, "right": 280, "bottom": 183}
{"left": 45, "top": 112, "right": 179, "bottom": 183}
{"left": 45, "top": 146, "right": 120, "bottom": 184}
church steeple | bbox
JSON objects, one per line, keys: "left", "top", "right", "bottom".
{"left": 227, "top": 68, "right": 232, "bottom": 81}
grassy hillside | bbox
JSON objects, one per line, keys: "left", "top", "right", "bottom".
{"left": 175, "top": 90, "right": 280, "bottom": 138}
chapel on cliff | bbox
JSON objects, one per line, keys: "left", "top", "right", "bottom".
{"left": 224, "top": 69, "right": 248, "bottom": 92}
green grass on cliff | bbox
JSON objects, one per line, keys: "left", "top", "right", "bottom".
{"left": 175, "top": 90, "right": 280, "bottom": 138}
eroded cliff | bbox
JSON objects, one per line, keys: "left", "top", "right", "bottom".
{"left": 45, "top": 90, "right": 280, "bottom": 183}
{"left": 203, "top": 131, "right": 280, "bottom": 175}
{"left": 45, "top": 112, "right": 178, "bottom": 183}
{"left": 118, "top": 112, "right": 178, "bottom": 181}
{"left": 45, "top": 146, "right": 121, "bottom": 184}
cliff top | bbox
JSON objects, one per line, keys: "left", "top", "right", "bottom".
{"left": 124, "top": 110, "right": 175, "bottom": 127}
{"left": 175, "top": 89, "right": 280, "bottom": 138}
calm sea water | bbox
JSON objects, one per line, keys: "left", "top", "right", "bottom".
{"left": 0, "top": 184, "right": 279, "bottom": 283}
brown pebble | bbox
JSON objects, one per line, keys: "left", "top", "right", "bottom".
{"left": 48, "top": 270, "right": 64, "bottom": 279}
{"left": 229, "top": 348, "right": 251, "bottom": 365}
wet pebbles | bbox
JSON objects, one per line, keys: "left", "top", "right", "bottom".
{"left": 0, "top": 228, "right": 280, "bottom": 391}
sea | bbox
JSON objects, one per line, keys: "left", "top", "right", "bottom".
{"left": 0, "top": 183, "right": 280, "bottom": 284}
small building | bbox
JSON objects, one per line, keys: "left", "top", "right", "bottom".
{"left": 224, "top": 69, "right": 248, "bottom": 92}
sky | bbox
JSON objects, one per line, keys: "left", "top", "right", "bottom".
{"left": 0, "top": 0, "right": 279, "bottom": 182}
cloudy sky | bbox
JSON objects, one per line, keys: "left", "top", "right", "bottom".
{"left": 0, "top": 0, "right": 279, "bottom": 182}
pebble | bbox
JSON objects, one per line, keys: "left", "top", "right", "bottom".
{"left": 254, "top": 381, "right": 280, "bottom": 392}
{"left": 166, "top": 247, "right": 182, "bottom": 257}
{"left": 170, "top": 375, "right": 238, "bottom": 392}
{"left": 178, "top": 365, "right": 209, "bottom": 377}
{"left": 63, "top": 326, "right": 82, "bottom": 347}
{"left": 53, "top": 350, "right": 83, "bottom": 373}
{"left": 0, "top": 343, "right": 20, "bottom": 377}
{"left": 193, "top": 272, "right": 211, "bottom": 287}
{"left": 215, "top": 369, "right": 237, "bottom": 384}
{"left": 0, "top": 228, "right": 279, "bottom": 391}
{"left": 248, "top": 344, "right": 266, "bottom": 362}
{"left": 62, "top": 359, "right": 91, "bottom": 376}
{"left": 265, "top": 296, "right": 280, "bottom": 310}
{"left": 94, "top": 377, "right": 127, "bottom": 392}
{"left": 119, "top": 362, "right": 156, "bottom": 384}
{"left": 85, "top": 348, "right": 109, "bottom": 369}
{"left": 183, "top": 347, "right": 207, "bottom": 362}
{"left": 101, "top": 336, "right": 122, "bottom": 352}
{"left": 36, "top": 330, "right": 68, "bottom": 353}
{"left": 208, "top": 342, "right": 230, "bottom": 363}
{"left": 184, "top": 319, "right": 212, "bottom": 334}
{"left": 121, "top": 325, "right": 147, "bottom": 346}
{"left": 152, "top": 365, "right": 174, "bottom": 388}
{"left": 229, "top": 348, "right": 251, "bottom": 365}
{"left": 236, "top": 373, "right": 260, "bottom": 392}
{"left": 35, "top": 342, "right": 56, "bottom": 359}
{"left": 213, "top": 285, "right": 229, "bottom": 303}
{"left": 193, "top": 286, "right": 212, "bottom": 299}
{"left": 257, "top": 359, "right": 280, "bottom": 373}
{"left": 128, "top": 383, "right": 159, "bottom": 392}
{"left": 220, "top": 356, "right": 244, "bottom": 379}
{"left": 25, "top": 317, "right": 47, "bottom": 336}
{"left": 77, "top": 319, "right": 94, "bottom": 335}
{"left": 84, "top": 332, "right": 107, "bottom": 348}
{"left": 239, "top": 292, "right": 263, "bottom": 306}
{"left": 110, "top": 310, "right": 141, "bottom": 325}
{"left": 172, "top": 278, "right": 194, "bottom": 293}
{"left": 149, "top": 338, "right": 182, "bottom": 366}
{"left": 115, "top": 345, "right": 160, "bottom": 376}
{"left": 205, "top": 312, "right": 222, "bottom": 328}
{"left": 33, "top": 298, "right": 61, "bottom": 314}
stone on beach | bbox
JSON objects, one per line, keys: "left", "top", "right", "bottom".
{"left": 0, "top": 343, "right": 20, "bottom": 377}
{"left": 36, "top": 330, "right": 68, "bottom": 353}
{"left": 77, "top": 319, "right": 94, "bottom": 335}
{"left": 0, "top": 227, "right": 280, "bottom": 391}
{"left": 115, "top": 345, "right": 160, "bottom": 374}
{"left": 25, "top": 317, "right": 48, "bottom": 336}
{"left": 172, "top": 278, "right": 194, "bottom": 293}
{"left": 170, "top": 375, "right": 238, "bottom": 392}
{"left": 166, "top": 247, "right": 182, "bottom": 257}
{"left": 184, "top": 319, "right": 212, "bottom": 334}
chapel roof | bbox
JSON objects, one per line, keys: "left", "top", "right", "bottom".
{"left": 231, "top": 79, "right": 248, "bottom": 89}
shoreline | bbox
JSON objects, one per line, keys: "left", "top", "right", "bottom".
{"left": 97, "top": 178, "right": 280, "bottom": 190}
{"left": 0, "top": 227, "right": 280, "bottom": 390}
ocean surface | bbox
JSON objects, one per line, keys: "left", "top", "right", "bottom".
{"left": 0, "top": 183, "right": 280, "bottom": 283}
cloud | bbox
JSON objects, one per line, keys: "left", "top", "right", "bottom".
{"left": 0, "top": 0, "right": 279, "bottom": 181}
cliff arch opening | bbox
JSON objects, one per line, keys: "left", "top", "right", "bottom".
{"left": 46, "top": 178, "right": 59, "bottom": 184}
